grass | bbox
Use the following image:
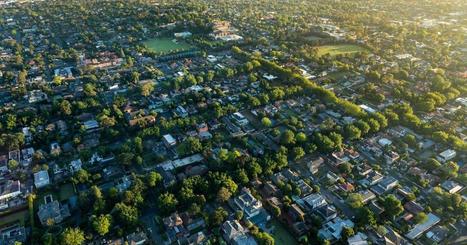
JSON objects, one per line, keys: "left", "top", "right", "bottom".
{"left": 269, "top": 220, "right": 298, "bottom": 245}
{"left": 36, "top": 183, "right": 76, "bottom": 206}
{"left": 143, "top": 37, "right": 194, "bottom": 54}
{"left": 59, "top": 183, "right": 75, "bottom": 201}
{"left": 315, "top": 44, "right": 367, "bottom": 57}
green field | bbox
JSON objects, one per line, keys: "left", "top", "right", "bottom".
{"left": 143, "top": 38, "right": 194, "bottom": 54}
{"left": 315, "top": 44, "right": 367, "bottom": 57}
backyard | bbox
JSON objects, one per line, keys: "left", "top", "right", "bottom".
{"left": 143, "top": 37, "right": 194, "bottom": 54}
{"left": 269, "top": 220, "right": 298, "bottom": 245}
{"left": 36, "top": 183, "right": 76, "bottom": 206}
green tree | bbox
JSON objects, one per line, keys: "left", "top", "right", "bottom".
{"left": 439, "top": 161, "right": 459, "bottom": 179}
{"left": 347, "top": 193, "right": 363, "bottom": 209}
{"left": 344, "top": 124, "right": 361, "bottom": 140}
{"left": 147, "top": 171, "right": 162, "bottom": 187}
{"left": 280, "top": 130, "right": 295, "bottom": 145}
{"left": 83, "top": 83, "right": 97, "bottom": 97}
{"left": 7, "top": 160, "right": 19, "bottom": 170}
{"left": 216, "top": 187, "right": 232, "bottom": 203}
{"left": 295, "top": 132, "right": 307, "bottom": 143}
{"left": 292, "top": 147, "right": 305, "bottom": 161}
{"left": 414, "top": 212, "right": 428, "bottom": 224}
{"left": 140, "top": 82, "right": 154, "bottom": 97}
{"left": 210, "top": 207, "right": 228, "bottom": 226}
{"left": 423, "top": 158, "right": 441, "bottom": 171}
{"left": 339, "top": 162, "right": 352, "bottom": 175}
{"left": 356, "top": 207, "right": 376, "bottom": 227}
{"left": 261, "top": 117, "right": 272, "bottom": 127}
{"left": 157, "top": 193, "right": 178, "bottom": 214}
{"left": 60, "top": 228, "right": 85, "bottom": 245}
{"left": 178, "top": 137, "right": 202, "bottom": 155}
{"left": 382, "top": 194, "right": 403, "bottom": 219}
{"left": 60, "top": 100, "right": 72, "bottom": 115}
{"left": 114, "top": 202, "right": 138, "bottom": 226}
{"left": 92, "top": 214, "right": 112, "bottom": 236}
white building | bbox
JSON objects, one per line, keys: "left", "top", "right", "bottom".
{"left": 69, "top": 159, "right": 82, "bottom": 174}
{"left": 0, "top": 180, "right": 21, "bottom": 201}
{"left": 163, "top": 134, "right": 177, "bottom": 147}
{"left": 20, "top": 147, "right": 34, "bottom": 167}
{"left": 231, "top": 112, "right": 248, "bottom": 126}
{"left": 441, "top": 180, "right": 463, "bottom": 194}
{"left": 174, "top": 31, "right": 192, "bottom": 38}
{"left": 437, "top": 149, "right": 456, "bottom": 162}
{"left": 34, "top": 170, "right": 50, "bottom": 188}
{"left": 222, "top": 220, "right": 257, "bottom": 245}
{"left": 318, "top": 218, "right": 354, "bottom": 241}
{"left": 302, "top": 193, "right": 327, "bottom": 211}
{"left": 405, "top": 213, "right": 440, "bottom": 240}
{"left": 233, "top": 188, "right": 263, "bottom": 219}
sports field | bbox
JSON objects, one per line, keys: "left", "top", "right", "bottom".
{"left": 143, "top": 38, "right": 193, "bottom": 54}
{"left": 315, "top": 44, "right": 367, "bottom": 57}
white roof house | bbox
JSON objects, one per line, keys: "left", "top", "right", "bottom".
{"left": 437, "top": 149, "right": 456, "bottom": 162}
{"left": 359, "top": 104, "right": 376, "bottom": 114}
{"left": 0, "top": 180, "right": 21, "bottom": 201}
{"left": 222, "top": 220, "right": 257, "bottom": 245}
{"left": 378, "top": 138, "right": 392, "bottom": 147}
{"left": 83, "top": 120, "right": 99, "bottom": 130}
{"left": 69, "top": 159, "right": 83, "bottom": 174}
{"left": 163, "top": 134, "right": 177, "bottom": 147}
{"left": 318, "top": 217, "right": 354, "bottom": 241}
{"left": 232, "top": 112, "right": 248, "bottom": 126}
{"left": 405, "top": 213, "right": 440, "bottom": 240}
{"left": 34, "top": 170, "right": 50, "bottom": 188}
{"left": 441, "top": 180, "right": 463, "bottom": 194}
{"left": 159, "top": 154, "right": 204, "bottom": 171}
{"left": 302, "top": 193, "right": 327, "bottom": 211}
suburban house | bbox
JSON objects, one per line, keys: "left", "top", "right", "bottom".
{"left": 163, "top": 134, "right": 177, "bottom": 147}
{"left": 221, "top": 220, "right": 257, "bottom": 245}
{"left": 318, "top": 217, "right": 354, "bottom": 241}
{"left": 0, "top": 180, "right": 21, "bottom": 202}
{"left": 405, "top": 213, "right": 440, "bottom": 240}
{"left": 437, "top": 149, "right": 456, "bottom": 162}
{"left": 440, "top": 180, "right": 463, "bottom": 194}
{"left": 37, "top": 195, "right": 71, "bottom": 226}
{"left": 371, "top": 176, "right": 398, "bottom": 195}
{"left": 34, "top": 170, "right": 50, "bottom": 188}
{"left": 301, "top": 193, "right": 327, "bottom": 211}
{"left": 233, "top": 188, "right": 263, "bottom": 220}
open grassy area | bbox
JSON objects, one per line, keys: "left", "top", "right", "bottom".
{"left": 315, "top": 44, "right": 367, "bottom": 57}
{"left": 143, "top": 37, "right": 194, "bottom": 54}
{"left": 269, "top": 220, "right": 298, "bottom": 245}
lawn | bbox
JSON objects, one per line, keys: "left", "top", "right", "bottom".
{"left": 269, "top": 220, "right": 298, "bottom": 245}
{"left": 143, "top": 38, "right": 194, "bottom": 54}
{"left": 36, "top": 183, "right": 76, "bottom": 206}
{"left": 315, "top": 44, "right": 368, "bottom": 57}
{"left": 59, "top": 183, "right": 75, "bottom": 201}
